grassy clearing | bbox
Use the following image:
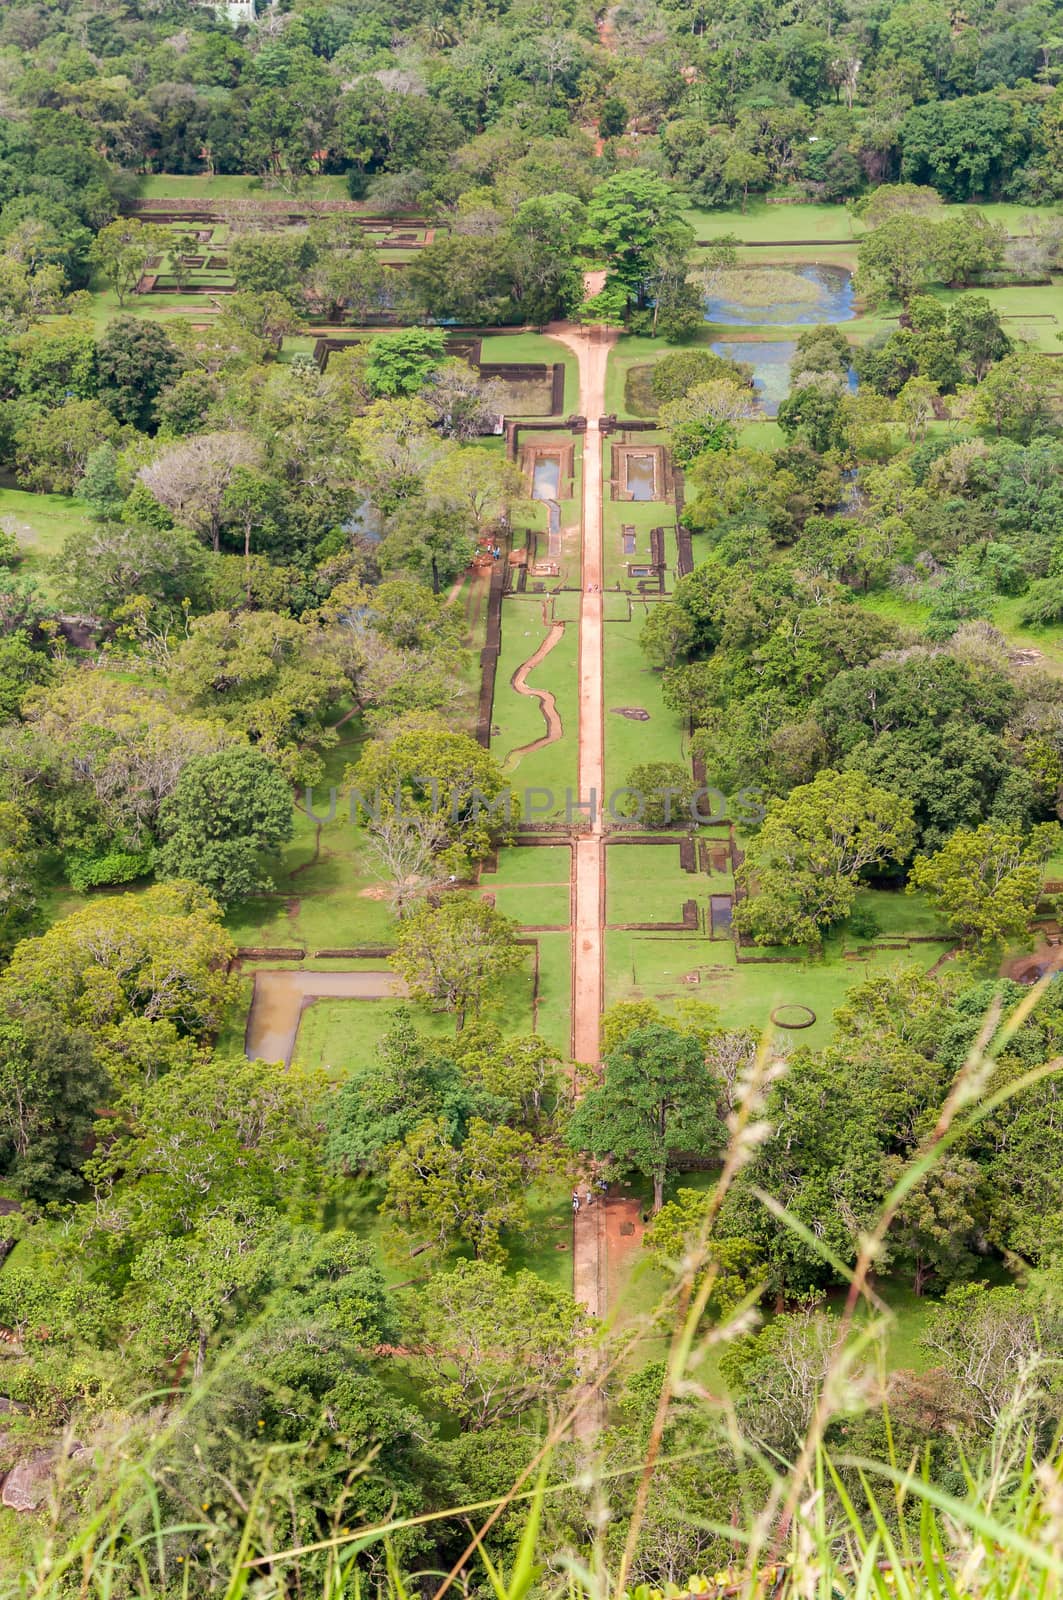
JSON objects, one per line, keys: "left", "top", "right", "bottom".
{"left": 493, "top": 600, "right": 579, "bottom": 804}
{"left": 603, "top": 614, "right": 687, "bottom": 792}
{"left": 289, "top": 950, "right": 540, "bottom": 1074}
{"left": 604, "top": 885, "right": 955, "bottom": 1048}
{"left": 292, "top": 995, "right": 456, "bottom": 1079}
{"left": 858, "top": 588, "right": 1063, "bottom": 674}
{"left": 480, "top": 842, "right": 572, "bottom": 929}
{"left": 0, "top": 487, "right": 92, "bottom": 602}
{"left": 479, "top": 332, "right": 578, "bottom": 415}
{"left": 606, "top": 839, "right": 702, "bottom": 925}
{"left": 682, "top": 198, "right": 1057, "bottom": 247}
{"left": 137, "top": 173, "right": 352, "bottom": 201}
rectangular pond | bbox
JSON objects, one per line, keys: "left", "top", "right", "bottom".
{"left": 624, "top": 453, "right": 656, "bottom": 501}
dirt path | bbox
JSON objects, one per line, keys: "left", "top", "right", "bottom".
{"left": 546, "top": 320, "right": 617, "bottom": 1442}
{"left": 244, "top": 969, "right": 407, "bottom": 1064}
{"left": 506, "top": 614, "right": 566, "bottom": 763}
{"left": 547, "top": 322, "right": 614, "bottom": 1070}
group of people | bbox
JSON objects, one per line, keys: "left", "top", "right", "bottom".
{"left": 572, "top": 1180, "right": 607, "bottom": 1212}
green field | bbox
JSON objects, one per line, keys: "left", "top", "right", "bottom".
{"left": 137, "top": 173, "right": 354, "bottom": 201}
{"left": 604, "top": 880, "right": 957, "bottom": 1049}
{"left": 493, "top": 600, "right": 579, "bottom": 805}
{"left": 683, "top": 197, "right": 1060, "bottom": 246}
{"left": 480, "top": 332, "right": 578, "bottom": 416}
{"left": 480, "top": 842, "right": 572, "bottom": 928}
{"left": 602, "top": 614, "right": 688, "bottom": 793}
{"left": 0, "top": 487, "right": 93, "bottom": 601}
{"left": 606, "top": 839, "right": 709, "bottom": 925}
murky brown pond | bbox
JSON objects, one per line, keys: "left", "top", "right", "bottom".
{"left": 245, "top": 969, "right": 407, "bottom": 1063}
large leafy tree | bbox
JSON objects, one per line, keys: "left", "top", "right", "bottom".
{"left": 409, "top": 1259, "right": 589, "bottom": 1428}
{"left": 364, "top": 327, "right": 448, "bottom": 398}
{"left": 734, "top": 770, "right": 916, "bottom": 947}
{"left": 90, "top": 218, "right": 175, "bottom": 306}
{"left": 352, "top": 713, "right": 514, "bottom": 866}
{"left": 326, "top": 1009, "right": 493, "bottom": 1174}
{"left": 392, "top": 897, "right": 525, "bottom": 1026}
{"left": 908, "top": 822, "right": 1059, "bottom": 945}
{"left": 382, "top": 1116, "right": 544, "bottom": 1260}
{"left": 583, "top": 170, "right": 694, "bottom": 313}
{"left": 0, "top": 881, "right": 235, "bottom": 1051}
{"left": 157, "top": 745, "right": 294, "bottom": 907}
{"left": 96, "top": 315, "right": 182, "bottom": 431}
{"left": 0, "top": 1013, "right": 102, "bottom": 1200}
{"left": 568, "top": 1024, "right": 724, "bottom": 1212}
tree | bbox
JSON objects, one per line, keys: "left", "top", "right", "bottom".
{"left": 583, "top": 170, "right": 694, "bottom": 311}
{"left": 96, "top": 316, "right": 182, "bottom": 431}
{"left": 568, "top": 1024, "right": 724, "bottom": 1212}
{"left": 326, "top": 1010, "right": 487, "bottom": 1174}
{"left": 422, "top": 360, "right": 505, "bottom": 442}
{"left": 220, "top": 467, "right": 284, "bottom": 599}
{"left": 776, "top": 378, "right": 847, "bottom": 454}
{"left": 157, "top": 746, "right": 294, "bottom": 907}
{"left": 361, "top": 812, "right": 449, "bottom": 916}
{"left": 78, "top": 442, "right": 123, "bottom": 519}
{"left": 127, "top": 1202, "right": 275, "bottom": 1379}
{"left": 392, "top": 897, "right": 525, "bottom": 1026}
{"left": 380, "top": 502, "right": 479, "bottom": 596}
{"left": 643, "top": 1190, "right": 761, "bottom": 1319}
{"left": 214, "top": 292, "right": 304, "bottom": 358}
{"left": 622, "top": 761, "right": 696, "bottom": 828}
{"left": 352, "top": 715, "right": 514, "bottom": 866}
{"left": 946, "top": 296, "right": 1010, "bottom": 381}
{"left": 15, "top": 400, "right": 124, "bottom": 494}
{"left": 0, "top": 774, "right": 38, "bottom": 942}
{"left": 56, "top": 521, "right": 207, "bottom": 621}
{"left": 410, "top": 1260, "right": 588, "bottom": 1428}
{"left": 506, "top": 192, "right": 585, "bottom": 324}
{"left": 451, "top": 1024, "right": 564, "bottom": 1135}
{"left": 884, "top": 1155, "right": 984, "bottom": 1295}
{"left": 856, "top": 215, "right": 937, "bottom": 304}
{"left": 722, "top": 147, "right": 769, "bottom": 209}
{"left": 90, "top": 219, "right": 175, "bottom": 306}
{"left": 365, "top": 328, "right": 448, "bottom": 398}
{"left": 969, "top": 352, "right": 1057, "bottom": 443}
{"left": 0, "top": 881, "right": 234, "bottom": 1049}
{"left": 0, "top": 1013, "right": 102, "bottom": 1201}
{"left": 651, "top": 349, "right": 746, "bottom": 407}
{"left": 87, "top": 1054, "right": 328, "bottom": 1244}
{"left": 171, "top": 609, "right": 344, "bottom": 784}
{"left": 427, "top": 448, "right": 522, "bottom": 540}
{"left": 138, "top": 431, "right": 265, "bottom": 552}
{"left": 660, "top": 380, "right": 756, "bottom": 462}
{"left": 382, "top": 1116, "right": 543, "bottom": 1260}
{"left": 908, "top": 822, "right": 1059, "bottom": 945}
{"left": 734, "top": 771, "right": 916, "bottom": 947}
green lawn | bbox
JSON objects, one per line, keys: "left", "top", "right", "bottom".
{"left": 682, "top": 198, "right": 1058, "bottom": 247}
{"left": 604, "top": 884, "right": 956, "bottom": 1048}
{"left": 137, "top": 173, "right": 353, "bottom": 201}
{"left": 480, "top": 842, "right": 572, "bottom": 928}
{"left": 0, "top": 487, "right": 92, "bottom": 602}
{"left": 493, "top": 598, "right": 579, "bottom": 805}
{"left": 602, "top": 615, "right": 688, "bottom": 793}
{"left": 606, "top": 840, "right": 705, "bottom": 925}
{"left": 480, "top": 333, "right": 578, "bottom": 416}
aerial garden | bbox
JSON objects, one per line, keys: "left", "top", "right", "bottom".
{"left": 0, "top": 0, "right": 1062, "bottom": 1591}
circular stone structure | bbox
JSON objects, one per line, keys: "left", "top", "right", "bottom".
{"left": 770, "top": 1003, "right": 817, "bottom": 1029}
